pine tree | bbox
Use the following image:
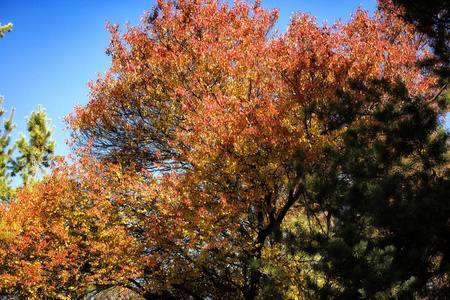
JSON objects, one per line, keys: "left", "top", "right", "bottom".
{"left": 11, "top": 106, "right": 56, "bottom": 185}
{"left": 285, "top": 80, "right": 450, "bottom": 299}
{"left": 0, "top": 22, "right": 12, "bottom": 38}
{"left": 1, "top": 100, "right": 57, "bottom": 202}
{"left": 0, "top": 96, "right": 16, "bottom": 202}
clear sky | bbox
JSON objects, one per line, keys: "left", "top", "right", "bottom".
{"left": 0, "top": 0, "right": 376, "bottom": 158}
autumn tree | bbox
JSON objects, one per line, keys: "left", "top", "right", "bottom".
{"left": 64, "top": 0, "right": 438, "bottom": 298}
{"left": 0, "top": 0, "right": 442, "bottom": 299}
{"left": 0, "top": 152, "right": 139, "bottom": 299}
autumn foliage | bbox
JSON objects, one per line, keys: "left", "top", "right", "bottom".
{"left": 0, "top": 0, "right": 447, "bottom": 299}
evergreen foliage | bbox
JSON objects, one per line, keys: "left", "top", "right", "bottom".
{"left": 10, "top": 106, "right": 56, "bottom": 185}
{"left": 286, "top": 81, "right": 450, "bottom": 299}
{"left": 0, "top": 100, "right": 56, "bottom": 202}
{"left": 0, "top": 96, "right": 16, "bottom": 202}
{"left": 0, "top": 22, "right": 12, "bottom": 38}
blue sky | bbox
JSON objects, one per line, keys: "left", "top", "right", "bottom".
{"left": 0, "top": 0, "right": 376, "bottom": 158}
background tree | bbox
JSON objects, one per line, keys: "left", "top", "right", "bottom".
{"left": 0, "top": 96, "right": 16, "bottom": 202}
{"left": 0, "top": 22, "right": 12, "bottom": 38}
{"left": 0, "top": 100, "right": 56, "bottom": 202}
{"left": 10, "top": 106, "right": 56, "bottom": 185}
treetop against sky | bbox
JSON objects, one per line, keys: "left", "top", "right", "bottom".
{"left": 0, "top": 0, "right": 375, "bottom": 158}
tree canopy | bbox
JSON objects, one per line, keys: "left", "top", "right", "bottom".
{"left": 0, "top": 0, "right": 448, "bottom": 299}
